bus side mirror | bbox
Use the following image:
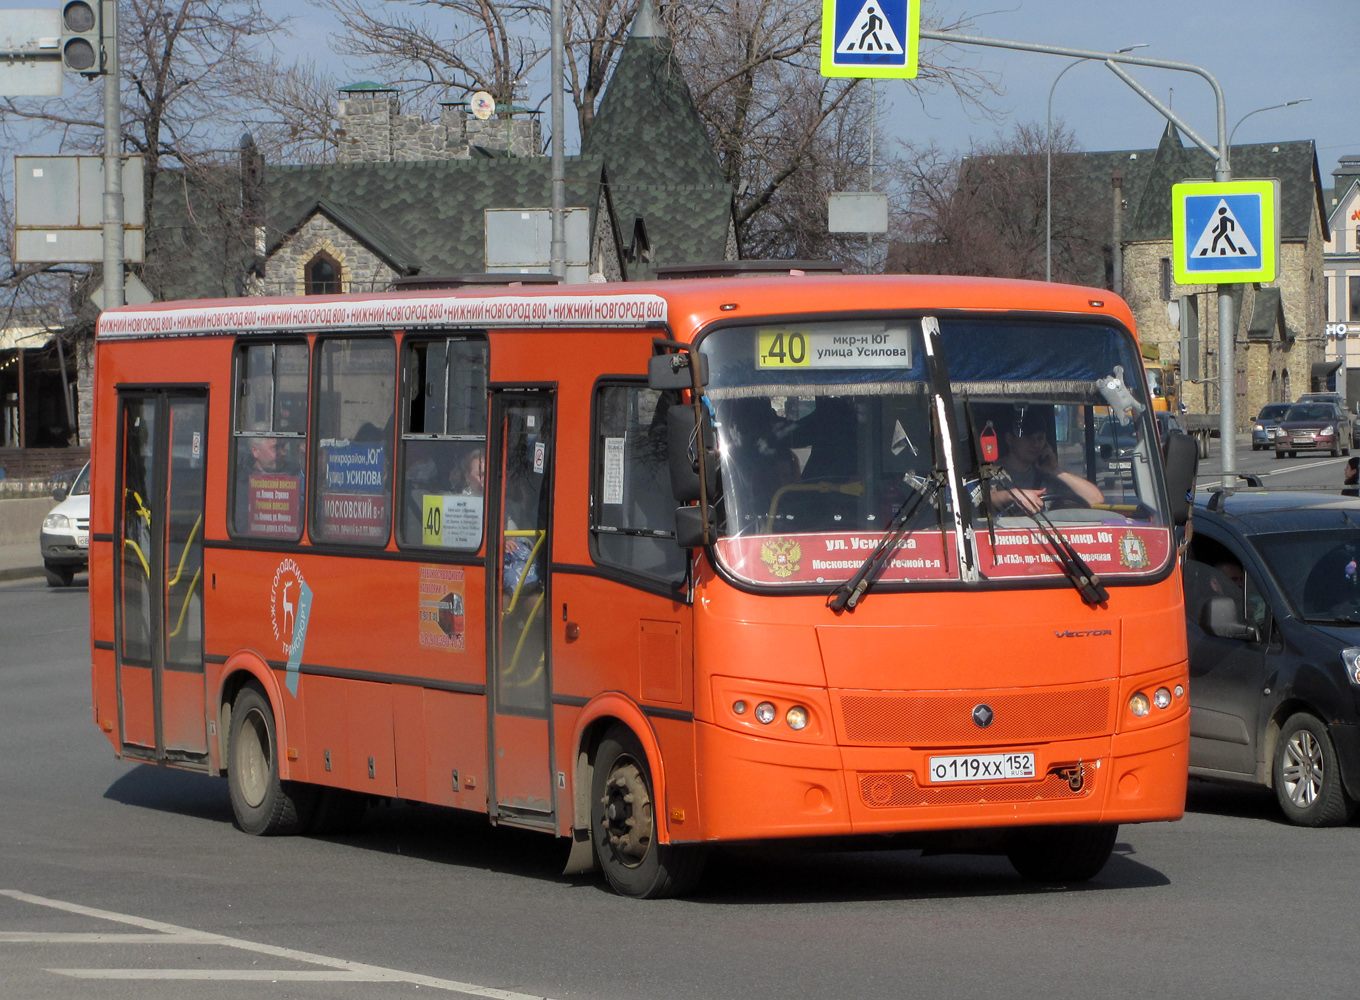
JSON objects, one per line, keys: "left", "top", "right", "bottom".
{"left": 667, "top": 405, "right": 719, "bottom": 503}
{"left": 1162, "top": 430, "right": 1198, "bottom": 527}
{"left": 648, "top": 352, "right": 709, "bottom": 391}
{"left": 674, "top": 504, "right": 714, "bottom": 548}
{"left": 1201, "top": 595, "right": 1259, "bottom": 642}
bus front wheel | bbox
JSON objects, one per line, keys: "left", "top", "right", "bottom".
{"left": 227, "top": 684, "right": 315, "bottom": 836}
{"left": 591, "top": 726, "right": 705, "bottom": 898}
{"left": 1006, "top": 823, "right": 1117, "bottom": 883}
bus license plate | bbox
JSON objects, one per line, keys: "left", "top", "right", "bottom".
{"left": 928, "top": 752, "right": 1036, "bottom": 783}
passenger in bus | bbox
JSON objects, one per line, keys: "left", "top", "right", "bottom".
{"left": 452, "top": 446, "right": 486, "bottom": 495}
{"left": 990, "top": 406, "right": 1103, "bottom": 512}
{"left": 717, "top": 396, "right": 799, "bottom": 526}
{"left": 235, "top": 436, "right": 302, "bottom": 533}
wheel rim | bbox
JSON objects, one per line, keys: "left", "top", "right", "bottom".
{"left": 235, "top": 708, "right": 271, "bottom": 809}
{"left": 599, "top": 753, "right": 653, "bottom": 868}
{"left": 1282, "top": 730, "right": 1325, "bottom": 808}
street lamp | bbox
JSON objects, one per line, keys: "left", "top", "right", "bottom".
{"left": 1046, "top": 44, "right": 1148, "bottom": 282}
{"left": 1228, "top": 98, "right": 1311, "bottom": 146}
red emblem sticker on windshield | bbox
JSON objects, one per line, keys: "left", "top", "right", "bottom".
{"left": 1119, "top": 531, "right": 1151, "bottom": 570}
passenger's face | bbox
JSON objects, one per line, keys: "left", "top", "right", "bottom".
{"left": 251, "top": 437, "right": 280, "bottom": 471}
{"left": 464, "top": 452, "right": 485, "bottom": 493}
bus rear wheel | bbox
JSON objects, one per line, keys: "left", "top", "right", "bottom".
{"left": 1007, "top": 824, "right": 1117, "bottom": 883}
{"left": 591, "top": 726, "right": 705, "bottom": 898}
{"left": 227, "top": 684, "right": 315, "bottom": 836}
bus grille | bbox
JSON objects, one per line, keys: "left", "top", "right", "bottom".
{"left": 837, "top": 686, "right": 1113, "bottom": 746}
{"left": 858, "top": 765, "right": 1097, "bottom": 808}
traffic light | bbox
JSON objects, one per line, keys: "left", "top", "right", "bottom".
{"left": 60, "top": 1, "right": 103, "bottom": 74}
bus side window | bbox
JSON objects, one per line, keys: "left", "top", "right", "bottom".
{"left": 311, "top": 337, "right": 396, "bottom": 547}
{"left": 398, "top": 336, "right": 489, "bottom": 551}
{"left": 590, "top": 383, "right": 687, "bottom": 587}
{"left": 230, "top": 342, "right": 308, "bottom": 541}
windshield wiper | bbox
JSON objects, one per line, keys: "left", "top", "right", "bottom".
{"left": 828, "top": 473, "right": 943, "bottom": 613}
{"left": 1304, "top": 613, "right": 1360, "bottom": 625}
{"left": 993, "top": 469, "right": 1109, "bottom": 607}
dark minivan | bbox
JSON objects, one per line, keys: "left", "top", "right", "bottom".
{"left": 1185, "top": 490, "right": 1360, "bottom": 825}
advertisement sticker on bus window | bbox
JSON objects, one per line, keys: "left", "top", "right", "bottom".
{"left": 320, "top": 492, "right": 388, "bottom": 540}
{"left": 603, "top": 437, "right": 625, "bottom": 505}
{"left": 533, "top": 441, "right": 546, "bottom": 475}
{"left": 418, "top": 566, "right": 466, "bottom": 652}
{"left": 247, "top": 473, "right": 302, "bottom": 537}
{"left": 422, "top": 493, "right": 484, "bottom": 550}
{"left": 324, "top": 442, "right": 386, "bottom": 493}
{"left": 715, "top": 532, "right": 953, "bottom": 585}
{"left": 758, "top": 327, "right": 912, "bottom": 370}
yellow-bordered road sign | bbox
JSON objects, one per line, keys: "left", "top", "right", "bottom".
{"left": 821, "top": 0, "right": 920, "bottom": 79}
{"left": 1172, "top": 179, "right": 1280, "bottom": 285}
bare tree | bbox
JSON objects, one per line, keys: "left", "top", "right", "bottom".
{"left": 887, "top": 123, "right": 1107, "bottom": 284}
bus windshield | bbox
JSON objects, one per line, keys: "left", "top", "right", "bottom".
{"left": 701, "top": 317, "right": 1172, "bottom": 590}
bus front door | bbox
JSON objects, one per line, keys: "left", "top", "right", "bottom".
{"left": 115, "top": 391, "right": 209, "bottom": 767}
{"left": 486, "top": 389, "right": 556, "bottom": 829}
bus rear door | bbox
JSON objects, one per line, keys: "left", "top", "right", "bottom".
{"left": 115, "top": 390, "right": 209, "bottom": 766}
{"left": 487, "top": 388, "right": 556, "bottom": 828}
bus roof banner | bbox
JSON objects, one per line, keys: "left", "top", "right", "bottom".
{"left": 97, "top": 293, "right": 670, "bottom": 339}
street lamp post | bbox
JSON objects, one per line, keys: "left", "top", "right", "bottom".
{"left": 1228, "top": 99, "right": 1311, "bottom": 146}
{"left": 1046, "top": 44, "right": 1147, "bottom": 282}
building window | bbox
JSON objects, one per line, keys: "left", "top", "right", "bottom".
{"left": 1159, "top": 258, "right": 1172, "bottom": 301}
{"left": 1351, "top": 276, "right": 1360, "bottom": 323}
{"left": 305, "top": 251, "right": 341, "bottom": 295}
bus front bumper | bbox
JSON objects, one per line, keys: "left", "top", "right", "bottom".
{"left": 692, "top": 714, "right": 1188, "bottom": 842}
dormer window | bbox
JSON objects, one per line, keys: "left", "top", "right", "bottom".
{"left": 305, "top": 251, "right": 341, "bottom": 295}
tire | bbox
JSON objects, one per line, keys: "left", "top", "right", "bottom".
{"left": 591, "top": 726, "right": 706, "bottom": 898}
{"left": 1289, "top": 450, "right": 1298, "bottom": 458}
{"left": 1331, "top": 446, "right": 1341, "bottom": 458}
{"left": 227, "top": 684, "right": 315, "bottom": 835}
{"left": 1007, "top": 824, "right": 1118, "bottom": 883}
{"left": 1275, "top": 451, "right": 1286, "bottom": 459}
{"left": 44, "top": 564, "right": 74, "bottom": 587}
{"left": 1272, "top": 714, "right": 1356, "bottom": 827}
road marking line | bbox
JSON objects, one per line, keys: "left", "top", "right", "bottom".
{"left": 1197, "top": 456, "right": 1346, "bottom": 484}
{"left": 2, "top": 890, "right": 553, "bottom": 999}
{"left": 51, "top": 970, "right": 400, "bottom": 981}
{"left": 0, "top": 933, "right": 216, "bottom": 944}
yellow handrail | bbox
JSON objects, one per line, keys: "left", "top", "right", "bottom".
{"left": 167, "top": 567, "right": 202, "bottom": 639}
{"left": 123, "top": 539, "right": 150, "bottom": 578}
{"left": 765, "top": 480, "right": 865, "bottom": 532}
{"left": 166, "top": 515, "right": 202, "bottom": 587}
{"left": 504, "top": 591, "right": 546, "bottom": 683}
{"left": 502, "top": 528, "right": 546, "bottom": 616}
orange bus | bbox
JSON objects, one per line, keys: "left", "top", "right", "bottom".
{"left": 88, "top": 273, "right": 1195, "bottom": 897}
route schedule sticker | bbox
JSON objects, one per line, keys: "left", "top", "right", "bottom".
{"left": 758, "top": 327, "right": 912, "bottom": 369}
{"left": 1172, "top": 179, "right": 1279, "bottom": 285}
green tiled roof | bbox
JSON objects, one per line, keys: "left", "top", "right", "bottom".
{"left": 264, "top": 157, "right": 610, "bottom": 275}
{"left": 581, "top": 30, "right": 733, "bottom": 275}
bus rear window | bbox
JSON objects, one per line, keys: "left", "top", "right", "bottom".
{"left": 231, "top": 342, "right": 308, "bottom": 541}
{"left": 312, "top": 337, "right": 396, "bottom": 547}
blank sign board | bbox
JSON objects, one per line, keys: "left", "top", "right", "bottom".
{"left": 828, "top": 192, "right": 889, "bottom": 234}
{"left": 0, "top": 9, "right": 62, "bottom": 97}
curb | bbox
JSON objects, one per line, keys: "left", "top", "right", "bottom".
{"left": 0, "top": 565, "right": 46, "bottom": 583}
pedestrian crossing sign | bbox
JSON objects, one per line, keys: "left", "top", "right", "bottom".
{"left": 821, "top": 0, "right": 920, "bottom": 79}
{"left": 1172, "top": 179, "right": 1279, "bottom": 285}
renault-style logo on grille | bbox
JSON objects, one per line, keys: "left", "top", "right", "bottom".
{"left": 972, "top": 704, "right": 994, "bottom": 728}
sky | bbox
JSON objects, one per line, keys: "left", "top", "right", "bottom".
{"left": 3, "top": 0, "right": 1357, "bottom": 184}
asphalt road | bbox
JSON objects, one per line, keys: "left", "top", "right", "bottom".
{"left": 4, "top": 446, "right": 1359, "bottom": 1000}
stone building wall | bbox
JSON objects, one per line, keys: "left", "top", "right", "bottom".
{"left": 262, "top": 215, "right": 397, "bottom": 296}
{"left": 1123, "top": 230, "right": 1324, "bottom": 429}
{"left": 337, "top": 91, "right": 542, "bottom": 164}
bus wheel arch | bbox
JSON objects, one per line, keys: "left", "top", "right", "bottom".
{"left": 216, "top": 652, "right": 293, "bottom": 780}
{"left": 569, "top": 695, "right": 669, "bottom": 842}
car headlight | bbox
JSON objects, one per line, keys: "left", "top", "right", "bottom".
{"left": 1254, "top": 423, "right": 1264, "bottom": 432}
{"left": 1323, "top": 425, "right": 1336, "bottom": 436}
{"left": 1342, "top": 648, "right": 1360, "bottom": 687}
{"left": 43, "top": 513, "right": 71, "bottom": 531}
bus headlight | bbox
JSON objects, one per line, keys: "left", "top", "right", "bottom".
{"left": 732, "top": 700, "right": 748, "bottom": 715}
{"left": 785, "top": 706, "right": 809, "bottom": 730}
{"left": 1342, "top": 648, "right": 1360, "bottom": 686}
{"left": 1153, "top": 687, "right": 1172, "bottom": 710}
{"left": 1129, "top": 692, "right": 1151, "bottom": 717}
{"left": 754, "top": 702, "right": 777, "bottom": 725}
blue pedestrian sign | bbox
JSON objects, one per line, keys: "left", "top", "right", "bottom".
{"left": 1172, "top": 180, "right": 1279, "bottom": 285}
{"left": 821, "top": 0, "right": 920, "bottom": 79}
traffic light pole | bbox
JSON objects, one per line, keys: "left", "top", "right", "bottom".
{"left": 101, "top": 0, "right": 123, "bottom": 311}
{"left": 919, "top": 29, "right": 1239, "bottom": 491}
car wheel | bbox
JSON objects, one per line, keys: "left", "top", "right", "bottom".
{"left": 1289, "top": 450, "right": 1298, "bottom": 458}
{"left": 591, "top": 725, "right": 706, "bottom": 898}
{"left": 43, "top": 564, "right": 75, "bottom": 587}
{"left": 1332, "top": 446, "right": 1342, "bottom": 458}
{"left": 1007, "top": 824, "right": 1118, "bottom": 883}
{"left": 1275, "top": 450, "right": 1286, "bottom": 459}
{"left": 227, "top": 684, "right": 316, "bottom": 835}
{"left": 1272, "top": 714, "right": 1356, "bottom": 827}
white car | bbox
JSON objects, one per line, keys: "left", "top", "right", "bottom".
{"left": 40, "top": 463, "right": 90, "bottom": 587}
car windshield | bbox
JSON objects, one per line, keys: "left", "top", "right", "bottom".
{"left": 69, "top": 463, "right": 90, "bottom": 496}
{"left": 699, "top": 317, "right": 1172, "bottom": 589}
{"left": 1251, "top": 529, "right": 1360, "bottom": 622}
{"left": 1257, "top": 405, "right": 1290, "bottom": 421}
{"left": 1284, "top": 405, "right": 1334, "bottom": 422}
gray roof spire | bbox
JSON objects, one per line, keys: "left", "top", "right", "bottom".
{"left": 632, "top": 0, "right": 666, "bottom": 39}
